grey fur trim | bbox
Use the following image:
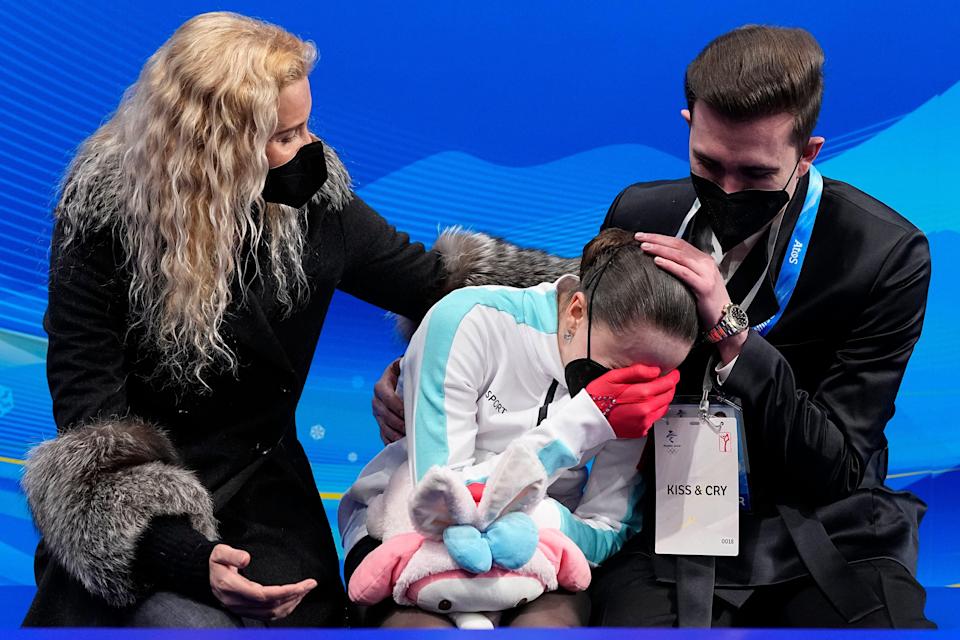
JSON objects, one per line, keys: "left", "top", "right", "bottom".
{"left": 22, "top": 417, "right": 218, "bottom": 608}
{"left": 391, "top": 315, "right": 419, "bottom": 344}
{"left": 55, "top": 149, "right": 122, "bottom": 232}
{"left": 434, "top": 226, "right": 580, "bottom": 291}
{"left": 307, "top": 140, "right": 353, "bottom": 212}
{"left": 390, "top": 227, "right": 580, "bottom": 341}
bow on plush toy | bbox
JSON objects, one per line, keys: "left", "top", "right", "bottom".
{"left": 348, "top": 444, "right": 591, "bottom": 629}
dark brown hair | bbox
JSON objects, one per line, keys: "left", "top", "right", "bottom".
{"left": 578, "top": 228, "right": 698, "bottom": 345}
{"left": 684, "top": 25, "right": 824, "bottom": 150}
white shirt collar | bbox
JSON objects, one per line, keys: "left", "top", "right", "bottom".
{"left": 691, "top": 210, "right": 785, "bottom": 283}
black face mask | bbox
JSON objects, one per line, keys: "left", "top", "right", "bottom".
{"left": 262, "top": 140, "right": 328, "bottom": 209}
{"left": 691, "top": 159, "right": 800, "bottom": 252}
{"left": 563, "top": 247, "right": 625, "bottom": 396}
{"left": 564, "top": 356, "right": 609, "bottom": 398}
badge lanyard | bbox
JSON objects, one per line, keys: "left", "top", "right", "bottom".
{"left": 675, "top": 165, "right": 824, "bottom": 336}
{"left": 700, "top": 363, "right": 751, "bottom": 512}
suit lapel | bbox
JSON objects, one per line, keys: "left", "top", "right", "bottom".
{"left": 768, "top": 172, "right": 811, "bottom": 287}
{"left": 726, "top": 239, "right": 776, "bottom": 313}
{"left": 750, "top": 172, "right": 811, "bottom": 327}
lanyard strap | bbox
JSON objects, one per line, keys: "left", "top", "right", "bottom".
{"left": 752, "top": 166, "right": 823, "bottom": 335}
{"left": 676, "top": 166, "right": 824, "bottom": 336}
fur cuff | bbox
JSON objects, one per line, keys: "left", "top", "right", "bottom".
{"left": 22, "top": 417, "right": 218, "bottom": 607}
{"left": 393, "top": 228, "right": 580, "bottom": 340}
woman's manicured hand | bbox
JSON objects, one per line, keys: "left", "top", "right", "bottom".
{"left": 209, "top": 544, "right": 316, "bottom": 621}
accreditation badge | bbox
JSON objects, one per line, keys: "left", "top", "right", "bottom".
{"left": 654, "top": 398, "right": 741, "bottom": 556}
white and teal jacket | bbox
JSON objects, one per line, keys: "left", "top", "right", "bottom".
{"left": 339, "top": 275, "right": 646, "bottom": 567}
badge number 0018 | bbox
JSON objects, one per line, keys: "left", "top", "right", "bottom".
{"left": 654, "top": 402, "right": 740, "bottom": 556}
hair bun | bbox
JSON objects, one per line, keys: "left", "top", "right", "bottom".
{"left": 579, "top": 228, "right": 637, "bottom": 278}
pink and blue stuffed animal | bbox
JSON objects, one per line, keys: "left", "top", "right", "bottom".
{"left": 348, "top": 444, "right": 591, "bottom": 629}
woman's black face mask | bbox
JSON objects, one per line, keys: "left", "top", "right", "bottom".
{"left": 691, "top": 158, "right": 800, "bottom": 252}
{"left": 262, "top": 140, "right": 328, "bottom": 209}
{"left": 564, "top": 355, "right": 609, "bottom": 398}
{"left": 564, "top": 247, "right": 626, "bottom": 396}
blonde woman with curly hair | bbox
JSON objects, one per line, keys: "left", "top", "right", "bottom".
{"left": 22, "top": 12, "right": 569, "bottom": 627}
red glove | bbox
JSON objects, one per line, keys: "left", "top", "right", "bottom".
{"left": 586, "top": 364, "right": 679, "bottom": 438}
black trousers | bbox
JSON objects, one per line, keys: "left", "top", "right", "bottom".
{"left": 589, "top": 552, "right": 936, "bottom": 629}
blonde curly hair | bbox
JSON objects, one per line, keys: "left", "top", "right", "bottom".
{"left": 56, "top": 12, "right": 325, "bottom": 389}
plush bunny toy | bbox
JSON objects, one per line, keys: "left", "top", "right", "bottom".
{"left": 347, "top": 444, "right": 592, "bottom": 629}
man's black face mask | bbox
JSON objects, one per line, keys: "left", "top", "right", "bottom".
{"left": 262, "top": 140, "right": 328, "bottom": 209}
{"left": 691, "top": 158, "right": 800, "bottom": 252}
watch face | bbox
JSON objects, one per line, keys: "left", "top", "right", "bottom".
{"left": 728, "top": 305, "right": 749, "bottom": 330}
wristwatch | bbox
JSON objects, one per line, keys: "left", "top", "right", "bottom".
{"left": 703, "top": 302, "right": 749, "bottom": 344}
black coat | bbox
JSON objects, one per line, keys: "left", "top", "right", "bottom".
{"left": 601, "top": 174, "right": 930, "bottom": 607}
{"left": 25, "top": 194, "right": 449, "bottom": 627}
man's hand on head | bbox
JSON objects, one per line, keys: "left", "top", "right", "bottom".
{"left": 635, "top": 232, "right": 746, "bottom": 363}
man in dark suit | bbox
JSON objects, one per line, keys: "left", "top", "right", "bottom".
{"left": 588, "top": 25, "right": 935, "bottom": 628}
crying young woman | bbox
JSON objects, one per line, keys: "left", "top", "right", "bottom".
{"left": 339, "top": 228, "right": 699, "bottom": 629}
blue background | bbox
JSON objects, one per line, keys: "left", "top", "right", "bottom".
{"left": 0, "top": 0, "right": 958, "bottom": 628}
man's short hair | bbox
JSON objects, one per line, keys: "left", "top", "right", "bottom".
{"left": 684, "top": 25, "right": 824, "bottom": 150}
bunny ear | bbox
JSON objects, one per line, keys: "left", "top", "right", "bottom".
{"left": 409, "top": 465, "right": 478, "bottom": 538}
{"left": 538, "top": 528, "right": 592, "bottom": 592}
{"left": 348, "top": 532, "right": 425, "bottom": 605}
{"left": 476, "top": 444, "right": 548, "bottom": 531}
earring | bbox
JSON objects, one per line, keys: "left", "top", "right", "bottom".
{"left": 562, "top": 330, "right": 574, "bottom": 343}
